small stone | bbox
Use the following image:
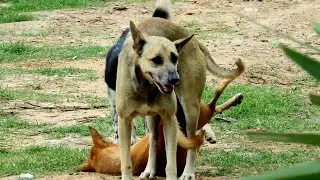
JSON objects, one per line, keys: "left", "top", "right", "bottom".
{"left": 113, "top": 6, "right": 128, "bottom": 11}
{"left": 19, "top": 173, "right": 33, "bottom": 179}
{"left": 186, "top": 12, "right": 195, "bottom": 15}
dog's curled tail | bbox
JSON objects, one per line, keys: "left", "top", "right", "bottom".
{"left": 153, "top": 0, "right": 171, "bottom": 20}
{"left": 199, "top": 42, "right": 245, "bottom": 79}
{"left": 177, "top": 128, "right": 204, "bottom": 149}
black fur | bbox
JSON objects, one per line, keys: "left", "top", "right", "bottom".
{"left": 105, "top": 28, "right": 130, "bottom": 91}
{"left": 152, "top": 8, "right": 169, "bottom": 19}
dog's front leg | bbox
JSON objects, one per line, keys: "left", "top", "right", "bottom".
{"left": 163, "top": 114, "right": 178, "bottom": 180}
{"left": 119, "top": 116, "right": 133, "bottom": 180}
{"left": 140, "top": 115, "right": 160, "bottom": 179}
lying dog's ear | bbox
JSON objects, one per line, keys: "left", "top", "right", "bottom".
{"left": 174, "top": 34, "right": 194, "bottom": 53}
{"left": 88, "top": 126, "right": 107, "bottom": 148}
{"left": 130, "top": 21, "right": 146, "bottom": 55}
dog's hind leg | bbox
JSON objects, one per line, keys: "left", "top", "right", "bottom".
{"left": 215, "top": 93, "right": 243, "bottom": 114}
{"left": 107, "top": 87, "right": 138, "bottom": 145}
{"left": 107, "top": 87, "right": 119, "bottom": 143}
{"left": 139, "top": 115, "right": 160, "bottom": 179}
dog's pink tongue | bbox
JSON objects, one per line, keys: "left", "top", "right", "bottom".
{"left": 163, "top": 85, "right": 173, "bottom": 93}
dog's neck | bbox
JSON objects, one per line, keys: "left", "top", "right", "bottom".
{"left": 131, "top": 65, "right": 160, "bottom": 104}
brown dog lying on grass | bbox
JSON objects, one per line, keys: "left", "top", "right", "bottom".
{"left": 76, "top": 78, "right": 243, "bottom": 177}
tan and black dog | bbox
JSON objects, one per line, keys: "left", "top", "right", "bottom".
{"left": 115, "top": 0, "right": 244, "bottom": 179}
{"left": 77, "top": 78, "right": 244, "bottom": 176}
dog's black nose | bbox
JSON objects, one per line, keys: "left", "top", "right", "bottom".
{"left": 168, "top": 76, "right": 179, "bottom": 85}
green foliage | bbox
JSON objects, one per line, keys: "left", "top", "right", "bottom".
{"left": 280, "top": 44, "right": 320, "bottom": 80}
{"left": 314, "top": 23, "right": 320, "bottom": 35}
{"left": 247, "top": 132, "right": 320, "bottom": 146}
{"left": 310, "top": 94, "right": 320, "bottom": 106}
{"left": 241, "top": 17, "right": 320, "bottom": 179}
{"left": 243, "top": 160, "right": 320, "bottom": 180}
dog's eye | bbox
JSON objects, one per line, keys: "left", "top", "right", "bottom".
{"left": 171, "top": 53, "right": 178, "bottom": 64}
{"left": 151, "top": 56, "right": 163, "bottom": 65}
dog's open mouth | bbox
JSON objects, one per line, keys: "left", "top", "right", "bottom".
{"left": 154, "top": 82, "right": 174, "bottom": 94}
{"left": 149, "top": 73, "right": 174, "bottom": 94}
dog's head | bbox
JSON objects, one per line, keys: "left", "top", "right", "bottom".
{"left": 130, "top": 21, "right": 193, "bottom": 94}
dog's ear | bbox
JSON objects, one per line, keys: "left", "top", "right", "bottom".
{"left": 88, "top": 126, "right": 107, "bottom": 148}
{"left": 174, "top": 34, "right": 194, "bottom": 53}
{"left": 130, "top": 21, "right": 146, "bottom": 55}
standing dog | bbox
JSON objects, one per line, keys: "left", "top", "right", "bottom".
{"left": 105, "top": 0, "right": 172, "bottom": 145}
{"left": 116, "top": 12, "right": 243, "bottom": 180}
{"left": 77, "top": 78, "right": 244, "bottom": 176}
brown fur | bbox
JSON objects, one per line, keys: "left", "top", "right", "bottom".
{"left": 77, "top": 78, "right": 244, "bottom": 176}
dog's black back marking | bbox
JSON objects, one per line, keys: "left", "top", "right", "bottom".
{"left": 105, "top": 28, "right": 130, "bottom": 90}
{"left": 152, "top": 8, "right": 169, "bottom": 19}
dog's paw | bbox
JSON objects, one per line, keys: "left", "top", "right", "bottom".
{"left": 179, "top": 173, "right": 195, "bottom": 180}
{"left": 202, "top": 124, "right": 217, "bottom": 144}
{"left": 121, "top": 174, "right": 134, "bottom": 180}
{"left": 139, "top": 170, "right": 156, "bottom": 179}
{"left": 205, "top": 136, "right": 217, "bottom": 144}
{"left": 232, "top": 93, "right": 244, "bottom": 106}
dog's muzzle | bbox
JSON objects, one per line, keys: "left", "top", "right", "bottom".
{"left": 150, "top": 70, "right": 179, "bottom": 94}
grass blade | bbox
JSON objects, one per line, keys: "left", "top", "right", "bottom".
{"left": 247, "top": 132, "right": 320, "bottom": 145}
{"left": 242, "top": 160, "right": 320, "bottom": 180}
{"left": 280, "top": 44, "right": 320, "bottom": 80}
{"left": 310, "top": 94, "right": 320, "bottom": 105}
{"left": 314, "top": 23, "right": 320, "bottom": 35}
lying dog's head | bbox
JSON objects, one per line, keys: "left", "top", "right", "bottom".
{"left": 130, "top": 21, "right": 193, "bottom": 94}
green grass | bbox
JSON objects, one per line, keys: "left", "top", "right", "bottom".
{"left": 0, "top": 11, "right": 34, "bottom": 23}
{"left": 7, "top": 0, "right": 105, "bottom": 12}
{"left": 0, "top": 146, "right": 88, "bottom": 176}
{"left": 0, "top": 0, "right": 106, "bottom": 23}
{"left": 0, "top": 67, "right": 98, "bottom": 81}
{"left": 202, "top": 84, "right": 319, "bottom": 133}
{"left": 0, "top": 88, "right": 60, "bottom": 102}
{"left": 197, "top": 147, "right": 320, "bottom": 177}
{"left": 0, "top": 43, "right": 105, "bottom": 62}
{"left": 45, "top": 117, "right": 114, "bottom": 139}
{"left": 0, "top": 88, "right": 108, "bottom": 106}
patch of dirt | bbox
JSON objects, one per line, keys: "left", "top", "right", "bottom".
{"left": 4, "top": 133, "right": 92, "bottom": 149}
{"left": 2, "top": 101, "right": 109, "bottom": 126}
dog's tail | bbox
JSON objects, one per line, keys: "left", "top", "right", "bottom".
{"left": 152, "top": 0, "right": 171, "bottom": 20}
{"left": 88, "top": 126, "right": 117, "bottom": 148}
{"left": 177, "top": 128, "right": 204, "bottom": 149}
{"left": 198, "top": 42, "right": 245, "bottom": 79}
